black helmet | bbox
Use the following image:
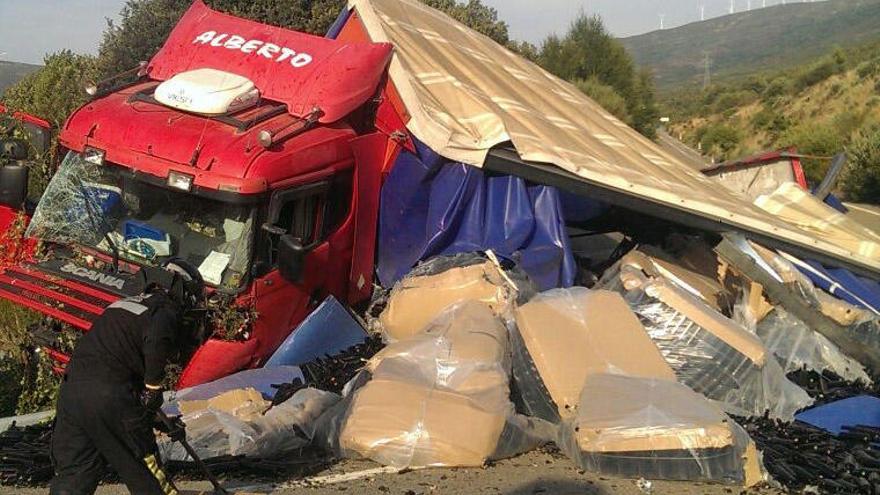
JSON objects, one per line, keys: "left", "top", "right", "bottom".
{"left": 161, "top": 258, "right": 205, "bottom": 311}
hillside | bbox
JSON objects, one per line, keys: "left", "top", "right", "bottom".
{"left": 0, "top": 60, "right": 40, "bottom": 96}
{"left": 622, "top": 0, "right": 880, "bottom": 92}
{"left": 668, "top": 40, "right": 880, "bottom": 189}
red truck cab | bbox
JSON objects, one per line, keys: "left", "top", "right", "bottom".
{"left": 0, "top": 2, "right": 396, "bottom": 387}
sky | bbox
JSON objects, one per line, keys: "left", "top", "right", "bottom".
{"left": 0, "top": 0, "right": 815, "bottom": 64}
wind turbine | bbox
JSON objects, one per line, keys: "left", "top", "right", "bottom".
{"left": 729, "top": 0, "right": 736, "bottom": 14}
{"left": 659, "top": 13, "right": 666, "bottom": 29}
{"left": 700, "top": 4, "right": 706, "bottom": 20}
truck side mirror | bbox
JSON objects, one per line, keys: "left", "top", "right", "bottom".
{"left": 0, "top": 164, "right": 29, "bottom": 209}
{"left": 278, "top": 234, "right": 307, "bottom": 283}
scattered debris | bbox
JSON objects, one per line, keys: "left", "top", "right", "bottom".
{"left": 0, "top": 422, "right": 55, "bottom": 486}
{"left": 738, "top": 415, "right": 880, "bottom": 494}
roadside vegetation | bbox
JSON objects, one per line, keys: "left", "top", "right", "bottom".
{"left": 665, "top": 41, "right": 880, "bottom": 203}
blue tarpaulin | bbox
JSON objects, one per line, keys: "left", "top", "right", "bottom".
{"left": 265, "top": 296, "right": 368, "bottom": 368}
{"left": 377, "top": 140, "right": 577, "bottom": 291}
{"left": 792, "top": 257, "right": 880, "bottom": 315}
{"left": 796, "top": 395, "right": 880, "bottom": 435}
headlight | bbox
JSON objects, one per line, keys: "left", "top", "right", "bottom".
{"left": 167, "top": 170, "right": 194, "bottom": 192}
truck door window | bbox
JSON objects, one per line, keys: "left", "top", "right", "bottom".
{"left": 267, "top": 171, "right": 353, "bottom": 262}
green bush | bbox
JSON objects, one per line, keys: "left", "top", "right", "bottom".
{"left": 841, "top": 125, "right": 880, "bottom": 204}
{"left": 832, "top": 110, "right": 867, "bottom": 139}
{"left": 697, "top": 123, "right": 741, "bottom": 161}
{"left": 574, "top": 77, "right": 631, "bottom": 124}
{"left": 763, "top": 77, "right": 793, "bottom": 100}
{"left": 713, "top": 90, "right": 758, "bottom": 113}
{"left": 795, "top": 55, "right": 845, "bottom": 90}
{"left": 780, "top": 123, "right": 846, "bottom": 183}
{"left": 752, "top": 107, "right": 792, "bottom": 138}
{"left": 857, "top": 60, "right": 879, "bottom": 79}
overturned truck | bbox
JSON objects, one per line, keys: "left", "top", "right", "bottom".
{"left": 1, "top": 0, "right": 880, "bottom": 487}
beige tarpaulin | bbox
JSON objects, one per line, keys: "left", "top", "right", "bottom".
{"left": 755, "top": 182, "right": 880, "bottom": 261}
{"left": 347, "top": 0, "right": 880, "bottom": 275}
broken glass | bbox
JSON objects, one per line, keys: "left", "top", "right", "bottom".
{"left": 27, "top": 151, "right": 255, "bottom": 289}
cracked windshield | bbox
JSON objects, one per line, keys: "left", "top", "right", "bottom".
{"left": 26, "top": 151, "right": 254, "bottom": 288}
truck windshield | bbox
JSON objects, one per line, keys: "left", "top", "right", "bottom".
{"left": 27, "top": 151, "right": 255, "bottom": 289}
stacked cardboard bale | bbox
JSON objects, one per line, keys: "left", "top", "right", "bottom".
{"left": 512, "top": 287, "right": 758, "bottom": 482}
{"left": 339, "top": 256, "right": 546, "bottom": 468}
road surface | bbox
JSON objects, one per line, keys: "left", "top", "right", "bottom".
{"left": 3, "top": 450, "right": 782, "bottom": 495}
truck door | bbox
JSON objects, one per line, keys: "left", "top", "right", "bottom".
{"left": 253, "top": 171, "right": 355, "bottom": 357}
{"left": 178, "top": 171, "right": 355, "bottom": 388}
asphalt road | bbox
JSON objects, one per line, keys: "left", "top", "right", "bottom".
{"left": 3, "top": 450, "right": 784, "bottom": 495}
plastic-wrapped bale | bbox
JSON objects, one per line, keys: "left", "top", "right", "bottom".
{"left": 625, "top": 277, "right": 811, "bottom": 420}
{"left": 757, "top": 308, "right": 870, "bottom": 383}
{"left": 160, "top": 388, "right": 340, "bottom": 461}
{"left": 339, "top": 301, "right": 549, "bottom": 468}
{"left": 378, "top": 253, "right": 529, "bottom": 342}
{"left": 559, "top": 373, "right": 760, "bottom": 483}
{"left": 511, "top": 288, "right": 677, "bottom": 423}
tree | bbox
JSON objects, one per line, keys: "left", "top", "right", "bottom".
{"left": 697, "top": 123, "right": 741, "bottom": 161}
{"left": 780, "top": 123, "right": 845, "bottom": 184}
{"left": 3, "top": 51, "right": 97, "bottom": 129}
{"left": 538, "top": 14, "right": 659, "bottom": 137}
{"left": 573, "top": 77, "right": 630, "bottom": 124}
{"left": 841, "top": 125, "right": 880, "bottom": 205}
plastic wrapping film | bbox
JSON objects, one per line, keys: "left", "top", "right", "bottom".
{"left": 510, "top": 287, "right": 676, "bottom": 423}
{"left": 378, "top": 252, "right": 535, "bottom": 342}
{"left": 750, "top": 242, "right": 876, "bottom": 327}
{"left": 163, "top": 366, "right": 305, "bottom": 416}
{"left": 159, "top": 388, "right": 340, "bottom": 461}
{"left": 623, "top": 278, "right": 812, "bottom": 420}
{"left": 755, "top": 308, "right": 870, "bottom": 383}
{"left": 558, "top": 373, "right": 758, "bottom": 483}
{"left": 338, "top": 301, "right": 551, "bottom": 468}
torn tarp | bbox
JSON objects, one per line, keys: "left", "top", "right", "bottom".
{"left": 377, "top": 139, "right": 575, "bottom": 291}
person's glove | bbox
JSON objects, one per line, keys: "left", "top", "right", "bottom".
{"left": 156, "top": 415, "right": 187, "bottom": 442}
{"left": 139, "top": 387, "right": 164, "bottom": 412}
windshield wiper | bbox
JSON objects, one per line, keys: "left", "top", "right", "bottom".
{"left": 75, "top": 178, "right": 121, "bottom": 274}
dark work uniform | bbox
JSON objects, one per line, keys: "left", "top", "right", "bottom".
{"left": 50, "top": 292, "right": 181, "bottom": 495}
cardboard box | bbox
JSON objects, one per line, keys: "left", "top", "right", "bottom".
{"left": 514, "top": 289, "right": 675, "bottom": 417}
{"left": 340, "top": 378, "right": 507, "bottom": 467}
{"left": 178, "top": 388, "right": 269, "bottom": 421}
{"left": 572, "top": 374, "right": 734, "bottom": 453}
{"left": 379, "top": 262, "right": 514, "bottom": 341}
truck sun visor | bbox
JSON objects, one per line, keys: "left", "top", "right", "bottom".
{"left": 154, "top": 68, "right": 260, "bottom": 115}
